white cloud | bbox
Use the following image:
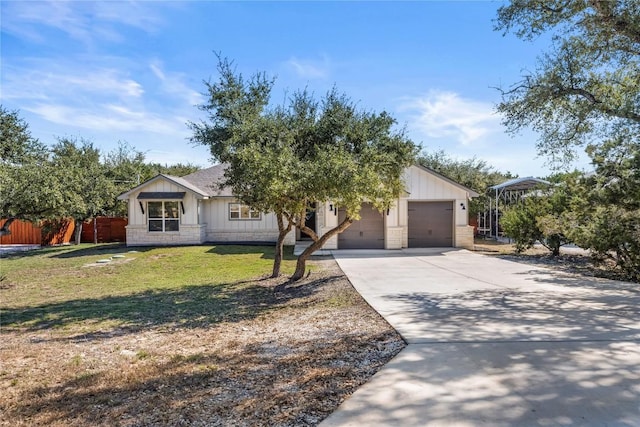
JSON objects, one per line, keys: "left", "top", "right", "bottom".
{"left": 2, "top": 63, "right": 144, "bottom": 102}
{"left": 286, "top": 56, "right": 331, "bottom": 79}
{"left": 3, "top": 59, "right": 196, "bottom": 140}
{"left": 150, "top": 61, "right": 203, "bottom": 106}
{"left": 1, "top": 0, "right": 164, "bottom": 45}
{"left": 26, "top": 103, "right": 185, "bottom": 136}
{"left": 400, "top": 90, "right": 500, "bottom": 145}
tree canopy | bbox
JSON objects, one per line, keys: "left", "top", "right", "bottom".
{"left": 190, "top": 57, "right": 417, "bottom": 281}
{"left": 0, "top": 107, "right": 57, "bottom": 235}
{"left": 49, "top": 137, "right": 118, "bottom": 244}
{"left": 496, "top": 1, "right": 640, "bottom": 280}
{"left": 495, "top": 0, "right": 640, "bottom": 163}
{"left": 0, "top": 108, "right": 201, "bottom": 241}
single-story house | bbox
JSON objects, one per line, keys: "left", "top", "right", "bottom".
{"left": 117, "top": 164, "right": 479, "bottom": 249}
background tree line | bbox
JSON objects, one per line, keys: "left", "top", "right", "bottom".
{"left": 0, "top": 106, "right": 200, "bottom": 243}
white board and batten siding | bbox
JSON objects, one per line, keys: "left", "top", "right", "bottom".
{"left": 123, "top": 178, "right": 206, "bottom": 246}
{"left": 127, "top": 180, "right": 200, "bottom": 226}
{"left": 202, "top": 198, "right": 295, "bottom": 244}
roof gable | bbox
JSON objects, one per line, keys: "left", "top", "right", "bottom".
{"left": 409, "top": 164, "right": 480, "bottom": 198}
{"left": 117, "top": 174, "right": 209, "bottom": 200}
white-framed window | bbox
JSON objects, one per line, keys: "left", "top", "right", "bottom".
{"left": 229, "top": 203, "right": 261, "bottom": 220}
{"left": 148, "top": 201, "right": 180, "bottom": 232}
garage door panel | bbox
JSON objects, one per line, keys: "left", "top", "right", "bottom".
{"left": 408, "top": 201, "right": 453, "bottom": 247}
{"left": 338, "top": 203, "right": 385, "bottom": 249}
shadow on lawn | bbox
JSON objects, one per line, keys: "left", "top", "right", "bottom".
{"left": 207, "top": 244, "right": 296, "bottom": 260}
{"left": 1, "top": 243, "right": 148, "bottom": 260}
{"left": 3, "top": 330, "right": 398, "bottom": 426}
{"left": 52, "top": 244, "right": 153, "bottom": 259}
{"left": 3, "top": 276, "right": 334, "bottom": 338}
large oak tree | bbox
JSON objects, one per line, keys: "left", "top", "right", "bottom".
{"left": 496, "top": 0, "right": 640, "bottom": 279}
{"left": 495, "top": 0, "right": 639, "bottom": 162}
{"left": 190, "top": 58, "right": 417, "bottom": 281}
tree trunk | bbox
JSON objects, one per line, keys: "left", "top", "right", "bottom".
{"left": 0, "top": 217, "right": 16, "bottom": 237}
{"left": 74, "top": 219, "right": 83, "bottom": 245}
{"left": 272, "top": 212, "right": 293, "bottom": 278}
{"left": 290, "top": 217, "right": 353, "bottom": 282}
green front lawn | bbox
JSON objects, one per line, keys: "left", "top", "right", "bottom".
{"left": 1, "top": 244, "right": 296, "bottom": 333}
{"left": 0, "top": 243, "right": 403, "bottom": 426}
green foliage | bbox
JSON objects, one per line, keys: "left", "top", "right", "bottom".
{"left": 497, "top": 1, "right": 639, "bottom": 279}
{"left": 1, "top": 160, "right": 61, "bottom": 223}
{"left": 0, "top": 106, "right": 47, "bottom": 164}
{"left": 0, "top": 108, "right": 58, "bottom": 227}
{"left": 501, "top": 186, "right": 571, "bottom": 256}
{"left": 50, "top": 137, "right": 118, "bottom": 243}
{"left": 146, "top": 162, "right": 202, "bottom": 179}
{"left": 495, "top": 0, "right": 640, "bottom": 163}
{"left": 561, "top": 140, "right": 640, "bottom": 280}
{"left": 190, "top": 56, "right": 417, "bottom": 280}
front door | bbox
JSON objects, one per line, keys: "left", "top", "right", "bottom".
{"left": 300, "top": 202, "right": 316, "bottom": 240}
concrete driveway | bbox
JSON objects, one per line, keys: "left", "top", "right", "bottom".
{"left": 321, "top": 249, "right": 640, "bottom": 427}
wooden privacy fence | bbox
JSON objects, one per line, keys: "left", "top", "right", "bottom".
{"left": 0, "top": 219, "right": 43, "bottom": 245}
{"left": 0, "top": 218, "right": 74, "bottom": 245}
{"left": 0, "top": 217, "right": 127, "bottom": 245}
{"left": 80, "top": 217, "right": 128, "bottom": 243}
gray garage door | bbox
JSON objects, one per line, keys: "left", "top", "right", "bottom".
{"left": 408, "top": 201, "right": 453, "bottom": 247}
{"left": 338, "top": 203, "right": 385, "bottom": 249}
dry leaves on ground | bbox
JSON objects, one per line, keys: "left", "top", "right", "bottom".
{"left": 0, "top": 258, "right": 405, "bottom": 426}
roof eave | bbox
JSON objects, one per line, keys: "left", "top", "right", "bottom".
{"left": 117, "top": 174, "right": 209, "bottom": 200}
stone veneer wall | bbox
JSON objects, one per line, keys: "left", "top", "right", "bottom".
{"left": 455, "top": 225, "right": 475, "bottom": 249}
{"left": 205, "top": 229, "right": 295, "bottom": 245}
{"left": 385, "top": 226, "right": 403, "bottom": 249}
{"left": 125, "top": 224, "right": 206, "bottom": 246}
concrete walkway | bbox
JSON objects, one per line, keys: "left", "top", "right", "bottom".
{"left": 321, "top": 249, "right": 640, "bottom": 426}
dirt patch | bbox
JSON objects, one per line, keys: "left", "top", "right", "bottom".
{"left": 82, "top": 258, "right": 135, "bottom": 268}
{"left": 473, "top": 240, "right": 635, "bottom": 283}
{"left": 0, "top": 257, "right": 405, "bottom": 426}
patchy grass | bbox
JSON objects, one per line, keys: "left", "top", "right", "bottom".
{"left": 0, "top": 244, "right": 404, "bottom": 426}
{"left": 2, "top": 244, "right": 297, "bottom": 333}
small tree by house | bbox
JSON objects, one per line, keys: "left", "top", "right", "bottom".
{"left": 501, "top": 183, "right": 572, "bottom": 256}
{"left": 51, "top": 137, "right": 118, "bottom": 245}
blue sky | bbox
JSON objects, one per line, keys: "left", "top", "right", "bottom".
{"left": 1, "top": 1, "right": 590, "bottom": 177}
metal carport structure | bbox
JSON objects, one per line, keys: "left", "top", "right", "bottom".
{"left": 485, "top": 177, "right": 552, "bottom": 238}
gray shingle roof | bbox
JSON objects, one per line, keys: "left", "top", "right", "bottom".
{"left": 180, "top": 163, "right": 232, "bottom": 197}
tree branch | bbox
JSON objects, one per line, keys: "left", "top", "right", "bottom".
{"left": 589, "top": 0, "right": 640, "bottom": 45}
